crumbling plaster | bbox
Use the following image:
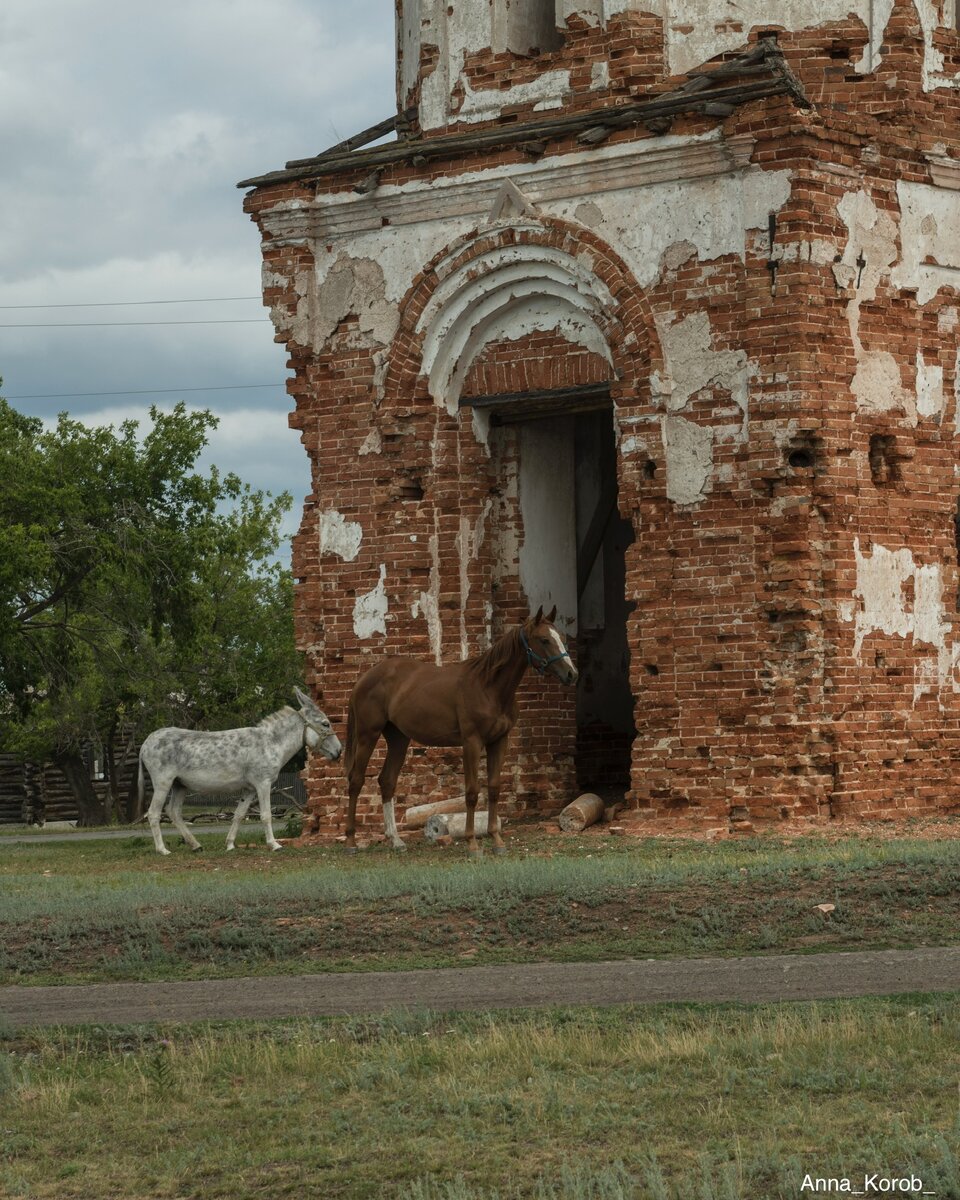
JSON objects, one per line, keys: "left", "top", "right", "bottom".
{"left": 401, "top": 0, "right": 957, "bottom": 129}
{"left": 264, "top": 135, "right": 790, "bottom": 409}
{"left": 353, "top": 563, "right": 389, "bottom": 639}
{"left": 835, "top": 183, "right": 960, "bottom": 428}
{"left": 845, "top": 538, "right": 955, "bottom": 705}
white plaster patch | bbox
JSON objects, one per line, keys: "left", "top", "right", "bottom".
{"left": 894, "top": 181, "right": 960, "bottom": 305}
{"left": 912, "top": 0, "right": 960, "bottom": 90}
{"left": 359, "top": 428, "right": 382, "bottom": 456}
{"left": 916, "top": 352, "right": 945, "bottom": 420}
{"left": 310, "top": 254, "right": 400, "bottom": 349}
{"left": 353, "top": 564, "right": 388, "bottom": 639}
{"left": 651, "top": 309, "right": 750, "bottom": 506}
{"left": 411, "top": 533, "right": 443, "bottom": 664}
{"left": 661, "top": 413, "right": 713, "bottom": 506}
{"left": 457, "top": 67, "right": 572, "bottom": 126}
{"left": 654, "top": 311, "right": 749, "bottom": 419}
{"left": 590, "top": 60, "right": 610, "bottom": 90}
{"left": 851, "top": 539, "right": 917, "bottom": 658}
{"left": 836, "top": 190, "right": 916, "bottom": 422}
{"left": 846, "top": 539, "right": 954, "bottom": 704}
{"left": 557, "top": 1, "right": 894, "bottom": 76}
{"left": 319, "top": 510, "right": 362, "bottom": 562}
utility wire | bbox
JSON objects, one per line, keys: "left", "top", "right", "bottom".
{"left": 0, "top": 319, "right": 270, "bottom": 328}
{"left": 6, "top": 383, "right": 286, "bottom": 400}
{"left": 0, "top": 296, "right": 262, "bottom": 309}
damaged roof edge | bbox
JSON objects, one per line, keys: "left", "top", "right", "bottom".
{"left": 236, "top": 39, "right": 809, "bottom": 191}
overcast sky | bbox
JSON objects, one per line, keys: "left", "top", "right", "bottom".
{"left": 0, "top": 0, "right": 395, "bottom": 554}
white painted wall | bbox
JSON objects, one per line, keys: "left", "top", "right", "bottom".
{"left": 518, "top": 417, "right": 578, "bottom": 632}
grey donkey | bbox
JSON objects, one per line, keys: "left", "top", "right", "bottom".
{"left": 138, "top": 687, "right": 342, "bottom": 854}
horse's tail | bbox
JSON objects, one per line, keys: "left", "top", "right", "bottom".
{"left": 344, "top": 697, "right": 357, "bottom": 778}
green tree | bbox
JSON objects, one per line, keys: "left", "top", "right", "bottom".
{"left": 0, "top": 393, "right": 300, "bottom": 824}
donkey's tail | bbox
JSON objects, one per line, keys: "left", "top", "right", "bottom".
{"left": 137, "top": 753, "right": 146, "bottom": 815}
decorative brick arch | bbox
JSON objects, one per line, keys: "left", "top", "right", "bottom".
{"left": 381, "top": 215, "right": 663, "bottom": 410}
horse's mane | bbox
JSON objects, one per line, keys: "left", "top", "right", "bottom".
{"left": 466, "top": 625, "right": 524, "bottom": 685}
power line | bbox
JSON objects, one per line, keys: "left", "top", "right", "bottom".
{"left": 6, "top": 383, "right": 287, "bottom": 401}
{"left": 0, "top": 296, "right": 262, "bottom": 310}
{"left": 0, "top": 319, "right": 270, "bottom": 329}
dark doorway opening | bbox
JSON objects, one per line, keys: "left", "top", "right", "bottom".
{"left": 472, "top": 389, "right": 635, "bottom": 804}
{"left": 573, "top": 409, "right": 636, "bottom": 802}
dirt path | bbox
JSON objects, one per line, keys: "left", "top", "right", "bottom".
{"left": 2, "top": 946, "right": 959, "bottom": 1027}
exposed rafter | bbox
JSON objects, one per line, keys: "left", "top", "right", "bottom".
{"left": 238, "top": 39, "right": 809, "bottom": 190}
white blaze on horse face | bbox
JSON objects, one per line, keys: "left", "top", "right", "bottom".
{"left": 547, "top": 626, "right": 578, "bottom": 684}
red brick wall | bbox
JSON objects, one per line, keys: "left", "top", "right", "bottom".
{"left": 244, "top": 4, "right": 960, "bottom": 832}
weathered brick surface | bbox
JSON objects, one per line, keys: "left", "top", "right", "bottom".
{"left": 244, "top": 3, "right": 960, "bottom": 833}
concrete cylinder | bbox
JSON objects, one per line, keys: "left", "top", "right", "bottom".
{"left": 424, "top": 811, "right": 500, "bottom": 841}
{"left": 558, "top": 793, "right": 605, "bottom": 833}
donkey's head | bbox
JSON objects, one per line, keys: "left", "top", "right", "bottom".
{"left": 522, "top": 606, "right": 578, "bottom": 686}
{"left": 293, "top": 686, "right": 343, "bottom": 761}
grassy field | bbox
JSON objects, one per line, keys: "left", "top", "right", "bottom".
{"left": 2, "top": 996, "right": 959, "bottom": 1199}
{"left": 3, "top": 824, "right": 960, "bottom": 985}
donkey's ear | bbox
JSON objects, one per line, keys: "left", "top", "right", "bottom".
{"left": 533, "top": 606, "right": 543, "bottom": 624}
{"left": 293, "top": 685, "right": 310, "bottom": 707}
{"left": 547, "top": 605, "right": 557, "bottom": 623}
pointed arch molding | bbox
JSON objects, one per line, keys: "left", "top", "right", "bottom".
{"left": 383, "top": 217, "right": 660, "bottom": 411}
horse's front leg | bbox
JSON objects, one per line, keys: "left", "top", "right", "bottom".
{"left": 462, "top": 736, "right": 482, "bottom": 858}
{"left": 486, "top": 735, "right": 509, "bottom": 856}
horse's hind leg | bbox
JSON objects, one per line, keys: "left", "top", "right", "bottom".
{"left": 225, "top": 788, "right": 256, "bottom": 852}
{"left": 379, "top": 725, "right": 410, "bottom": 851}
{"left": 486, "top": 735, "right": 509, "bottom": 856}
{"left": 462, "top": 736, "right": 482, "bottom": 858}
{"left": 145, "top": 773, "right": 172, "bottom": 855}
{"left": 168, "top": 784, "right": 202, "bottom": 851}
{"left": 345, "top": 730, "right": 379, "bottom": 852}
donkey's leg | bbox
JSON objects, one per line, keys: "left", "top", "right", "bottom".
{"left": 379, "top": 725, "right": 410, "bottom": 851}
{"left": 486, "top": 735, "right": 509, "bottom": 856}
{"left": 145, "top": 775, "right": 172, "bottom": 855}
{"left": 256, "top": 781, "right": 282, "bottom": 851}
{"left": 225, "top": 788, "right": 256, "bottom": 852}
{"left": 345, "top": 732, "right": 379, "bottom": 852}
{"left": 462, "top": 736, "right": 482, "bottom": 858}
{"left": 168, "top": 783, "right": 202, "bottom": 851}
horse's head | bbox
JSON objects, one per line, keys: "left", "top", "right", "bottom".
{"left": 523, "top": 606, "right": 578, "bottom": 686}
{"left": 293, "top": 686, "right": 343, "bottom": 761}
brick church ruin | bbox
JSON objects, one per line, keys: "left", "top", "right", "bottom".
{"left": 239, "top": 1, "right": 960, "bottom": 833}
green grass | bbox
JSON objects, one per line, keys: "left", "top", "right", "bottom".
{"left": 2, "top": 996, "right": 959, "bottom": 1198}
{"left": 3, "top": 829, "right": 960, "bottom": 984}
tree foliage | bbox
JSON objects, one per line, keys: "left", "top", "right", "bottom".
{"left": 0, "top": 393, "right": 301, "bottom": 824}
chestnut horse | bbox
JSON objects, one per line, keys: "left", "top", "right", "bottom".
{"left": 343, "top": 606, "right": 577, "bottom": 856}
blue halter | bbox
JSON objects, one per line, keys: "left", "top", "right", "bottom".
{"left": 520, "top": 628, "right": 569, "bottom": 675}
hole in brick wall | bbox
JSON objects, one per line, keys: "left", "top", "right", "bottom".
{"left": 766, "top": 609, "right": 781, "bottom": 623}
{"left": 829, "top": 44, "right": 850, "bottom": 58}
{"left": 785, "top": 431, "right": 820, "bottom": 474}
{"left": 642, "top": 460, "right": 657, "bottom": 479}
{"left": 868, "top": 434, "right": 902, "bottom": 486}
{"left": 645, "top": 663, "right": 659, "bottom": 676}
{"left": 392, "top": 471, "right": 425, "bottom": 502}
